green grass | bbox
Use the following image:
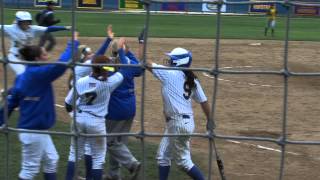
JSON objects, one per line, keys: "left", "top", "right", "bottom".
{"left": 0, "top": 113, "right": 208, "bottom": 179}
{"left": 1, "top": 9, "right": 320, "bottom": 41}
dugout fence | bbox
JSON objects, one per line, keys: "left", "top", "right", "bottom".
{"left": 1, "top": 0, "right": 320, "bottom": 180}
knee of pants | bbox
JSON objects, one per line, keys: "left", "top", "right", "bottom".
{"left": 43, "top": 154, "right": 59, "bottom": 173}
{"left": 19, "top": 165, "right": 41, "bottom": 179}
{"left": 157, "top": 158, "right": 171, "bottom": 167}
{"left": 68, "top": 148, "right": 83, "bottom": 162}
{"left": 176, "top": 159, "right": 194, "bottom": 172}
{"left": 84, "top": 143, "right": 91, "bottom": 156}
{"left": 91, "top": 155, "right": 106, "bottom": 169}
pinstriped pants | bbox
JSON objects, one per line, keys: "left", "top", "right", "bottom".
{"left": 156, "top": 115, "right": 195, "bottom": 171}
{"left": 68, "top": 113, "right": 106, "bottom": 169}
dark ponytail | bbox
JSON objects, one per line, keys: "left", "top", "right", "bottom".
{"left": 183, "top": 70, "right": 197, "bottom": 90}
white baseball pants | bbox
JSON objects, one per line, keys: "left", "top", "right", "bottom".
{"left": 8, "top": 53, "right": 26, "bottom": 75}
{"left": 156, "top": 115, "right": 195, "bottom": 171}
{"left": 68, "top": 113, "right": 106, "bottom": 169}
{"left": 18, "top": 133, "right": 59, "bottom": 179}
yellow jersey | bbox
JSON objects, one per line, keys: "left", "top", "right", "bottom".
{"left": 268, "top": 7, "right": 276, "bottom": 20}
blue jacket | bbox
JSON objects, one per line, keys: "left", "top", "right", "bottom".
{"left": 106, "top": 50, "right": 143, "bottom": 120}
{"left": 0, "top": 40, "right": 79, "bottom": 130}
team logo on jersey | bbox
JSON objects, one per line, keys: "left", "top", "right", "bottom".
{"left": 89, "top": 83, "right": 96, "bottom": 88}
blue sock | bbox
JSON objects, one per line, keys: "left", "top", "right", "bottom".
{"left": 187, "top": 165, "right": 205, "bottom": 180}
{"left": 18, "top": 178, "right": 28, "bottom": 180}
{"left": 65, "top": 161, "right": 75, "bottom": 180}
{"left": 158, "top": 166, "right": 170, "bottom": 180}
{"left": 92, "top": 169, "right": 103, "bottom": 180}
{"left": 44, "top": 172, "right": 56, "bottom": 180}
{"left": 85, "top": 155, "right": 93, "bottom": 179}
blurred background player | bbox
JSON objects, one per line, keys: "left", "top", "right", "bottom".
{"left": 264, "top": 4, "right": 276, "bottom": 37}
{"left": 0, "top": 32, "right": 79, "bottom": 180}
{"left": 36, "top": 0, "right": 61, "bottom": 52}
{"left": 0, "top": 11, "right": 70, "bottom": 75}
{"left": 103, "top": 31, "right": 143, "bottom": 180}
{"left": 64, "top": 38, "right": 140, "bottom": 180}
{"left": 145, "top": 47, "right": 211, "bottom": 180}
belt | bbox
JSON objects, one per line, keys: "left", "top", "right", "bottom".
{"left": 78, "top": 110, "right": 103, "bottom": 118}
{"left": 166, "top": 114, "right": 190, "bottom": 122}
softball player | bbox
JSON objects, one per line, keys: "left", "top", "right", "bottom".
{"left": 264, "top": 4, "right": 277, "bottom": 37}
{"left": 0, "top": 11, "right": 70, "bottom": 75}
{"left": 146, "top": 47, "right": 211, "bottom": 180}
{"left": 0, "top": 34, "right": 79, "bottom": 180}
{"left": 66, "top": 25, "right": 114, "bottom": 179}
{"left": 64, "top": 38, "right": 140, "bottom": 180}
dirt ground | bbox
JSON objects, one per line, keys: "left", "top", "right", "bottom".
{"left": 1, "top": 37, "right": 320, "bottom": 180}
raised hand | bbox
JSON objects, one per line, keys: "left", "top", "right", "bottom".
{"left": 73, "top": 31, "right": 79, "bottom": 41}
{"left": 107, "top": 25, "right": 114, "bottom": 39}
{"left": 118, "top": 37, "right": 126, "bottom": 50}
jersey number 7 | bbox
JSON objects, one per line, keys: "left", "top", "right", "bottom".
{"left": 84, "top": 92, "right": 97, "bottom": 105}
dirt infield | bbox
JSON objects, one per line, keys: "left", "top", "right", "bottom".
{"left": 1, "top": 37, "right": 320, "bottom": 180}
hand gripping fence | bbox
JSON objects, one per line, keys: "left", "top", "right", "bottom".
{"left": 1, "top": 0, "right": 320, "bottom": 180}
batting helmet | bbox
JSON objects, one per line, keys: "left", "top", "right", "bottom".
{"left": 78, "top": 45, "right": 92, "bottom": 61}
{"left": 15, "top": 11, "right": 32, "bottom": 22}
{"left": 166, "top": 47, "right": 192, "bottom": 67}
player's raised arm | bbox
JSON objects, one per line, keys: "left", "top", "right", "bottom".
{"left": 95, "top": 24, "right": 114, "bottom": 56}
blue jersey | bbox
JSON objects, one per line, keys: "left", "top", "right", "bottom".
{"left": 106, "top": 50, "right": 143, "bottom": 120}
{"left": 0, "top": 40, "right": 79, "bottom": 130}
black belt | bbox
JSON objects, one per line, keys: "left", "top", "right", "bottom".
{"left": 166, "top": 114, "right": 190, "bottom": 122}
{"left": 78, "top": 110, "right": 103, "bottom": 118}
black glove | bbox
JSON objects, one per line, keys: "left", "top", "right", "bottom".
{"left": 138, "top": 26, "right": 146, "bottom": 44}
{"left": 65, "top": 102, "right": 73, "bottom": 113}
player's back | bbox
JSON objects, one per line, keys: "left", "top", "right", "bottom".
{"left": 161, "top": 70, "right": 194, "bottom": 116}
{"left": 75, "top": 73, "right": 123, "bottom": 117}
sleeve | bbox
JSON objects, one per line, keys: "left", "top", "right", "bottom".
{"left": 126, "top": 51, "right": 139, "bottom": 64}
{"left": 95, "top": 37, "right": 112, "bottom": 56}
{"left": 32, "top": 40, "right": 80, "bottom": 83}
{"left": 107, "top": 72, "right": 124, "bottom": 92}
{"left": 65, "top": 87, "right": 76, "bottom": 106}
{"left": 127, "top": 52, "right": 143, "bottom": 77}
{"left": 0, "top": 25, "right": 10, "bottom": 36}
{"left": 151, "top": 63, "right": 171, "bottom": 83}
{"left": 32, "top": 25, "right": 48, "bottom": 32}
{"left": 0, "top": 87, "right": 21, "bottom": 126}
{"left": 46, "top": 26, "right": 69, "bottom": 32}
{"left": 192, "top": 80, "right": 208, "bottom": 103}
{"left": 118, "top": 48, "right": 129, "bottom": 64}
{"left": 118, "top": 49, "right": 143, "bottom": 77}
